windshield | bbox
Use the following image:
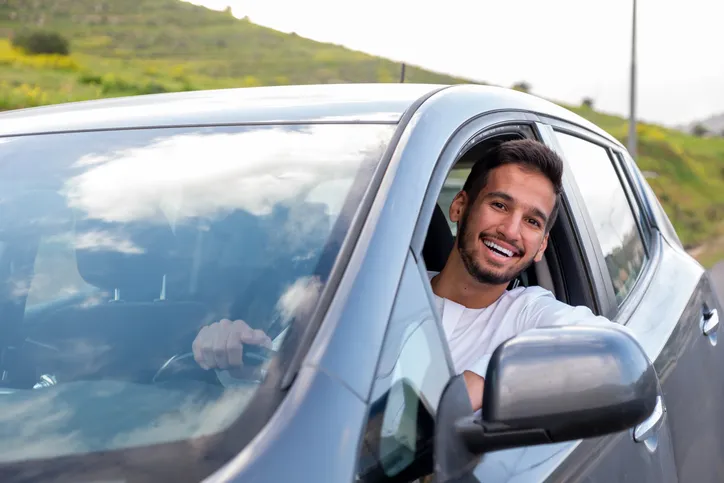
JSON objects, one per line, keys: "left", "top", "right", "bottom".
{"left": 0, "top": 123, "right": 395, "bottom": 466}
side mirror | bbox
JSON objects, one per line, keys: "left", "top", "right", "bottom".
{"left": 457, "top": 325, "right": 659, "bottom": 454}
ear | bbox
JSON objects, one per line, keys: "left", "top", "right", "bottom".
{"left": 533, "top": 234, "right": 549, "bottom": 263}
{"left": 449, "top": 191, "right": 468, "bottom": 224}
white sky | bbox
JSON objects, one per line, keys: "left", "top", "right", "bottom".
{"left": 184, "top": 0, "right": 723, "bottom": 127}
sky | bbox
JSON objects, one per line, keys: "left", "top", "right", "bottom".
{"left": 184, "top": 0, "right": 723, "bottom": 128}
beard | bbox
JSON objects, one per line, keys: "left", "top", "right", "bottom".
{"left": 457, "top": 207, "right": 535, "bottom": 286}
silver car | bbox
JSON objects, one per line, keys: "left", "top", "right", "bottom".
{"left": 0, "top": 84, "right": 720, "bottom": 483}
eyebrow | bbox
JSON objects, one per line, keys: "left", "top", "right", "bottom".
{"left": 484, "top": 191, "right": 549, "bottom": 225}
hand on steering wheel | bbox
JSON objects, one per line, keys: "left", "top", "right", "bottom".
{"left": 192, "top": 318, "right": 274, "bottom": 380}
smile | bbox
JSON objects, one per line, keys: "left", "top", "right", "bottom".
{"left": 483, "top": 239, "right": 515, "bottom": 258}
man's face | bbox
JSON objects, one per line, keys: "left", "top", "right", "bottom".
{"left": 450, "top": 163, "right": 556, "bottom": 286}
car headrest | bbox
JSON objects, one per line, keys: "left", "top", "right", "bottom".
{"left": 0, "top": 190, "right": 73, "bottom": 241}
{"left": 74, "top": 220, "right": 175, "bottom": 300}
{"left": 423, "top": 204, "right": 455, "bottom": 273}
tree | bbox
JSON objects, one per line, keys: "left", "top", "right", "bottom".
{"left": 582, "top": 97, "right": 595, "bottom": 109}
{"left": 11, "top": 30, "right": 69, "bottom": 55}
{"left": 512, "top": 81, "right": 531, "bottom": 93}
{"left": 692, "top": 123, "right": 709, "bottom": 137}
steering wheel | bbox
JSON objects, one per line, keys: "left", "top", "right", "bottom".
{"left": 152, "top": 345, "right": 276, "bottom": 385}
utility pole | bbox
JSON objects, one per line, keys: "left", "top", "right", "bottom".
{"left": 400, "top": 63, "right": 406, "bottom": 83}
{"left": 628, "top": 0, "right": 638, "bottom": 159}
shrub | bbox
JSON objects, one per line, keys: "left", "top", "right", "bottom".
{"left": 512, "top": 81, "right": 531, "bottom": 93}
{"left": 78, "top": 72, "right": 103, "bottom": 85}
{"left": 692, "top": 124, "right": 709, "bottom": 137}
{"left": 12, "top": 31, "right": 70, "bottom": 56}
{"left": 140, "top": 82, "right": 168, "bottom": 95}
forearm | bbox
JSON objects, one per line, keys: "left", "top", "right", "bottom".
{"left": 463, "top": 370, "right": 484, "bottom": 412}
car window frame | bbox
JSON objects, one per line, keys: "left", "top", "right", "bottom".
{"left": 534, "top": 122, "right": 616, "bottom": 316}
{"left": 352, "top": 248, "right": 456, "bottom": 483}
{"left": 410, "top": 110, "right": 622, "bottom": 318}
{"left": 540, "top": 118, "right": 658, "bottom": 320}
{"left": 606, "top": 149, "right": 665, "bottom": 324}
{"left": 351, "top": 115, "right": 537, "bottom": 483}
{"left": 617, "top": 149, "right": 685, "bottom": 250}
{"left": 411, "top": 113, "right": 615, "bottom": 315}
{"left": 411, "top": 111, "right": 539, "bottom": 257}
{"left": 407, "top": 112, "right": 629, "bottom": 481}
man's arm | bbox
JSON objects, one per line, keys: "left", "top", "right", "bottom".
{"left": 463, "top": 370, "right": 485, "bottom": 412}
{"left": 463, "top": 290, "right": 625, "bottom": 414}
{"left": 461, "top": 351, "right": 492, "bottom": 413}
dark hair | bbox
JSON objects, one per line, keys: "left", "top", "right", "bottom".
{"left": 462, "top": 138, "right": 564, "bottom": 232}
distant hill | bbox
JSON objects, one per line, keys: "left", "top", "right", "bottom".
{"left": 2, "top": 0, "right": 724, "bottom": 265}
{"left": 0, "top": 0, "right": 473, "bottom": 89}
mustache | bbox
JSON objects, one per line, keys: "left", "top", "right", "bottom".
{"left": 478, "top": 233, "right": 524, "bottom": 256}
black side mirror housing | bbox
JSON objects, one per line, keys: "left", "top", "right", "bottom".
{"left": 457, "top": 324, "right": 658, "bottom": 455}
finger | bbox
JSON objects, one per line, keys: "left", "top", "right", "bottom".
{"left": 192, "top": 327, "right": 210, "bottom": 369}
{"left": 201, "top": 327, "right": 216, "bottom": 370}
{"left": 251, "top": 329, "right": 273, "bottom": 349}
{"left": 201, "top": 320, "right": 225, "bottom": 369}
{"left": 213, "top": 319, "right": 232, "bottom": 369}
{"left": 227, "top": 330, "right": 244, "bottom": 367}
{"left": 262, "top": 333, "right": 273, "bottom": 349}
{"left": 232, "top": 319, "right": 255, "bottom": 343}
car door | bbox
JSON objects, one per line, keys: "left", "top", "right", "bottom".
{"left": 349, "top": 103, "right": 677, "bottom": 483}
{"left": 616, "top": 147, "right": 724, "bottom": 483}
{"left": 543, "top": 120, "right": 724, "bottom": 482}
{"left": 410, "top": 116, "right": 678, "bottom": 483}
{"left": 349, "top": 111, "right": 546, "bottom": 483}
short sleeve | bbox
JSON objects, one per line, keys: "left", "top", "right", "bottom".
{"left": 465, "top": 354, "right": 492, "bottom": 379}
{"left": 462, "top": 288, "right": 626, "bottom": 382}
{"left": 523, "top": 288, "right": 615, "bottom": 330}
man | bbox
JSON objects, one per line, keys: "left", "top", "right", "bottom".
{"left": 192, "top": 139, "right": 617, "bottom": 411}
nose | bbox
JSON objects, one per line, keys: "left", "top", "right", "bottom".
{"left": 496, "top": 213, "right": 522, "bottom": 243}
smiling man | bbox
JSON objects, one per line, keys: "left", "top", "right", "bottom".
{"left": 426, "top": 138, "right": 618, "bottom": 411}
{"left": 192, "top": 138, "right": 617, "bottom": 412}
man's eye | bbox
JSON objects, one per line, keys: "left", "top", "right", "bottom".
{"left": 492, "top": 202, "right": 505, "bottom": 210}
{"left": 528, "top": 218, "right": 541, "bottom": 227}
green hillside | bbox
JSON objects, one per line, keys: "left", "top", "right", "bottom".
{"left": 563, "top": 104, "right": 724, "bottom": 266}
{"left": 0, "top": 0, "right": 470, "bottom": 100}
{"left": 2, "top": 0, "right": 724, "bottom": 266}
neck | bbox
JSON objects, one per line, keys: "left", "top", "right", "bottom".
{"left": 431, "top": 255, "right": 508, "bottom": 309}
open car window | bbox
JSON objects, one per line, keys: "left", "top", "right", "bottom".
{"left": 0, "top": 123, "right": 394, "bottom": 466}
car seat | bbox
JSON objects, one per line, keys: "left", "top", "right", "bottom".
{"left": 26, "top": 218, "right": 210, "bottom": 383}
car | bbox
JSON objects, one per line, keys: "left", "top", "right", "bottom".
{"left": 0, "top": 83, "right": 721, "bottom": 483}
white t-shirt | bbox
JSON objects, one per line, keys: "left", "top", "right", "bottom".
{"left": 427, "top": 271, "right": 615, "bottom": 378}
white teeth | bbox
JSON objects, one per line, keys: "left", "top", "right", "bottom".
{"left": 484, "top": 240, "right": 514, "bottom": 257}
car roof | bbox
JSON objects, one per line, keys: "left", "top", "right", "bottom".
{"left": 0, "top": 84, "right": 442, "bottom": 136}
{"left": 0, "top": 83, "right": 621, "bottom": 147}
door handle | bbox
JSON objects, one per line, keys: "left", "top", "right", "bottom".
{"left": 703, "top": 308, "right": 719, "bottom": 336}
{"left": 634, "top": 395, "right": 664, "bottom": 444}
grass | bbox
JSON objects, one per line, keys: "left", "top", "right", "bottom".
{"left": 1, "top": 0, "right": 724, "bottom": 266}
{"left": 565, "top": 104, "right": 724, "bottom": 257}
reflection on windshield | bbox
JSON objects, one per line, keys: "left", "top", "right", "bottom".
{"left": 0, "top": 123, "right": 395, "bottom": 466}
{"left": 65, "top": 125, "right": 376, "bottom": 224}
